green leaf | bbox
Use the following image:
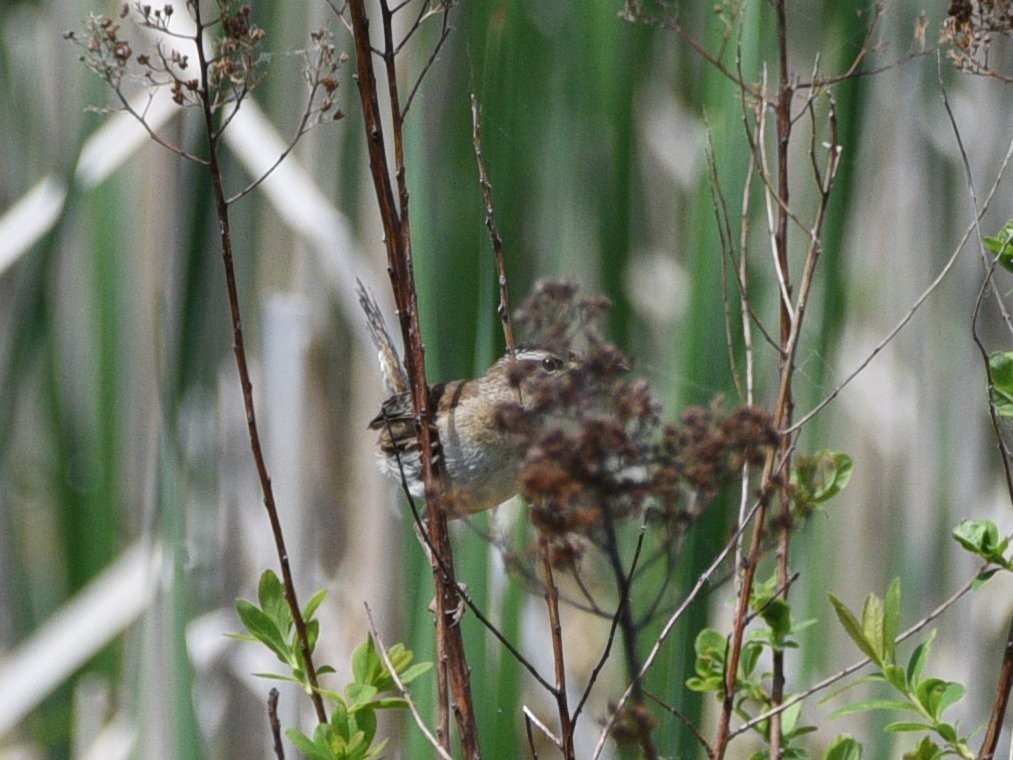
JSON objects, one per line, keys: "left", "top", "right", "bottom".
{"left": 760, "top": 597, "right": 793, "bottom": 648}
{"left": 235, "top": 599, "right": 290, "bottom": 663}
{"left": 914, "top": 678, "right": 948, "bottom": 718}
{"left": 316, "top": 686, "right": 344, "bottom": 703}
{"left": 371, "top": 696, "right": 409, "bottom": 709}
{"left": 988, "top": 354, "right": 1013, "bottom": 418}
{"left": 685, "top": 675, "right": 724, "bottom": 693}
{"left": 741, "top": 639, "right": 763, "bottom": 678}
{"left": 823, "top": 734, "right": 862, "bottom": 760}
{"left": 258, "top": 570, "right": 290, "bottom": 633}
{"left": 692, "top": 628, "right": 728, "bottom": 680}
{"left": 828, "top": 698, "right": 919, "bottom": 720}
{"left": 953, "top": 518, "right": 1010, "bottom": 565}
{"left": 936, "top": 682, "right": 966, "bottom": 715}
{"left": 934, "top": 721, "right": 958, "bottom": 743}
{"left": 346, "top": 682, "right": 379, "bottom": 708}
{"left": 251, "top": 671, "right": 300, "bottom": 683}
{"left": 884, "top": 721, "right": 937, "bottom": 733}
{"left": 861, "top": 592, "right": 886, "bottom": 665}
{"left": 983, "top": 219, "right": 1013, "bottom": 272}
{"left": 304, "top": 587, "right": 329, "bottom": 621}
{"left": 302, "top": 618, "right": 320, "bottom": 656}
{"left": 902, "top": 736, "right": 944, "bottom": 760}
{"left": 352, "top": 705, "right": 378, "bottom": 747}
{"left": 829, "top": 594, "right": 880, "bottom": 665}
{"left": 330, "top": 697, "right": 350, "bottom": 738}
{"left": 791, "top": 450, "right": 854, "bottom": 508}
{"left": 906, "top": 630, "right": 936, "bottom": 687}
{"left": 883, "top": 578, "right": 901, "bottom": 664}
{"left": 883, "top": 664, "right": 908, "bottom": 692}
{"left": 351, "top": 637, "right": 380, "bottom": 686}
{"left": 286, "top": 728, "right": 336, "bottom": 760}
{"left": 781, "top": 701, "right": 802, "bottom": 734}
{"left": 972, "top": 568, "right": 1000, "bottom": 589}
{"left": 396, "top": 661, "right": 432, "bottom": 686}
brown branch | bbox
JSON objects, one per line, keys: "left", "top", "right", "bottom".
{"left": 591, "top": 493, "right": 770, "bottom": 759}
{"left": 267, "top": 688, "right": 285, "bottom": 760}
{"left": 346, "top": 2, "right": 479, "bottom": 756}
{"left": 538, "top": 534, "right": 575, "bottom": 759}
{"left": 978, "top": 614, "right": 1013, "bottom": 760}
{"left": 189, "top": 1, "right": 327, "bottom": 725}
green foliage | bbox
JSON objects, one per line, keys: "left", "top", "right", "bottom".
{"left": 232, "top": 571, "right": 431, "bottom": 760}
{"left": 983, "top": 218, "right": 1013, "bottom": 273}
{"left": 827, "top": 580, "right": 974, "bottom": 759}
{"left": 286, "top": 637, "right": 431, "bottom": 760}
{"left": 952, "top": 518, "right": 1012, "bottom": 574}
{"left": 987, "top": 352, "right": 1013, "bottom": 417}
{"left": 823, "top": 734, "right": 863, "bottom": 760}
{"left": 230, "top": 570, "right": 334, "bottom": 690}
{"left": 791, "top": 450, "right": 853, "bottom": 515}
{"left": 687, "top": 574, "right": 819, "bottom": 756}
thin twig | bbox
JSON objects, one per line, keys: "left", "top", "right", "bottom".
{"left": 730, "top": 567, "right": 985, "bottom": 738}
{"left": 189, "top": 0, "right": 327, "bottom": 724}
{"left": 522, "top": 705, "right": 563, "bottom": 750}
{"left": 539, "top": 534, "right": 575, "bottom": 759}
{"left": 267, "top": 689, "right": 285, "bottom": 760}
{"left": 592, "top": 493, "right": 770, "bottom": 759}
{"left": 524, "top": 712, "right": 540, "bottom": 759}
{"left": 937, "top": 67, "right": 1013, "bottom": 760}
{"left": 643, "top": 688, "right": 713, "bottom": 756}
{"left": 364, "top": 603, "right": 455, "bottom": 760}
{"left": 787, "top": 131, "right": 1013, "bottom": 434}
{"left": 401, "top": 9, "right": 452, "bottom": 119}
{"left": 573, "top": 527, "right": 647, "bottom": 727}
{"left": 471, "top": 93, "right": 516, "bottom": 354}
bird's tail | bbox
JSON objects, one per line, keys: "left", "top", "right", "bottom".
{"left": 356, "top": 279, "right": 409, "bottom": 397}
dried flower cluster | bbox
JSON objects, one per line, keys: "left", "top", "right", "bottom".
{"left": 67, "top": 1, "right": 344, "bottom": 122}
{"left": 942, "top": 0, "right": 1013, "bottom": 82}
{"left": 207, "top": 2, "right": 267, "bottom": 98}
{"left": 498, "top": 281, "right": 777, "bottom": 553}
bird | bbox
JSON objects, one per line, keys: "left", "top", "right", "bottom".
{"left": 357, "top": 281, "right": 572, "bottom": 516}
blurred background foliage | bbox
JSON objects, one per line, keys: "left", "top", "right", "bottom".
{"left": 0, "top": 0, "right": 1010, "bottom": 758}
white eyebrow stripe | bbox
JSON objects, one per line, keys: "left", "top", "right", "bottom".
{"left": 514, "top": 348, "right": 554, "bottom": 362}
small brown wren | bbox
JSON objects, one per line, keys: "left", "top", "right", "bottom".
{"left": 357, "top": 281, "right": 571, "bottom": 516}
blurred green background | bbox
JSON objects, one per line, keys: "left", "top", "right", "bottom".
{"left": 0, "top": 1, "right": 1010, "bottom": 758}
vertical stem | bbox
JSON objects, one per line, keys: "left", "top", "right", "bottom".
{"left": 977, "top": 613, "right": 1013, "bottom": 760}
{"left": 470, "top": 94, "right": 516, "bottom": 354}
{"left": 190, "top": 1, "right": 326, "bottom": 725}
{"left": 712, "top": 474, "right": 773, "bottom": 760}
{"left": 600, "top": 513, "right": 658, "bottom": 759}
{"left": 770, "top": 1, "right": 794, "bottom": 756}
{"left": 346, "top": 3, "right": 480, "bottom": 757}
{"left": 539, "top": 536, "right": 575, "bottom": 759}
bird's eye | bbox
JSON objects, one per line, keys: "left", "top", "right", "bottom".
{"left": 541, "top": 356, "right": 563, "bottom": 372}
